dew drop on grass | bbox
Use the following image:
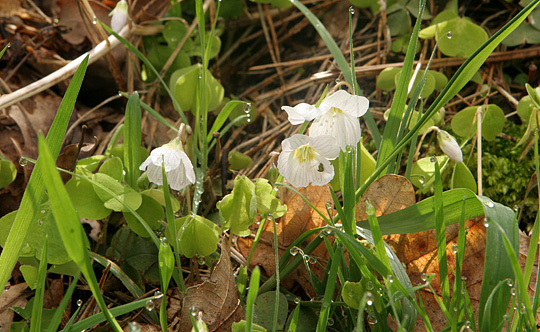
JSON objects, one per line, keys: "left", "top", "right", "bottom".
{"left": 511, "top": 287, "right": 516, "bottom": 296}
{"left": 77, "top": 299, "right": 83, "bottom": 306}
{"left": 159, "top": 237, "right": 169, "bottom": 247}
{"left": 290, "top": 246, "right": 300, "bottom": 256}
{"left": 446, "top": 31, "right": 453, "bottom": 39}
{"left": 129, "top": 322, "right": 141, "bottom": 332}
{"left": 19, "top": 157, "right": 27, "bottom": 166}
{"left": 513, "top": 205, "right": 519, "bottom": 212}
{"left": 387, "top": 275, "right": 394, "bottom": 283}
{"left": 506, "top": 279, "right": 514, "bottom": 287}
{"left": 451, "top": 244, "right": 458, "bottom": 254}
{"left": 190, "top": 306, "right": 198, "bottom": 316}
{"left": 327, "top": 317, "right": 334, "bottom": 326}
{"left": 367, "top": 314, "right": 377, "bottom": 325}
{"left": 349, "top": 6, "right": 355, "bottom": 15}
{"left": 483, "top": 218, "right": 490, "bottom": 227}
{"left": 154, "top": 291, "right": 163, "bottom": 298}
{"left": 92, "top": 16, "right": 97, "bottom": 24}
{"left": 421, "top": 273, "right": 428, "bottom": 282}
{"left": 461, "top": 276, "right": 468, "bottom": 281}
{"left": 308, "top": 256, "right": 317, "bottom": 264}
{"left": 38, "top": 220, "right": 43, "bottom": 226}
{"left": 430, "top": 156, "right": 437, "bottom": 164}
{"left": 294, "top": 297, "right": 300, "bottom": 304}
{"left": 366, "top": 281, "right": 374, "bottom": 290}
{"left": 484, "top": 200, "right": 495, "bottom": 208}
{"left": 365, "top": 292, "right": 374, "bottom": 306}
{"left": 145, "top": 300, "right": 154, "bottom": 311}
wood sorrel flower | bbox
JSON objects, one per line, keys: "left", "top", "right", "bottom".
{"left": 310, "top": 90, "right": 369, "bottom": 151}
{"left": 437, "top": 129, "right": 463, "bottom": 163}
{"left": 281, "top": 90, "right": 369, "bottom": 151}
{"left": 139, "top": 138, "right": 195, "bottom": 190}
{"left": 277, "top": 134, "right": 340, "bottom": 188}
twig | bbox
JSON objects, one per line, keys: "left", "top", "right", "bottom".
{"left": 0, "top": 25, "right": 130, "bottom": 110}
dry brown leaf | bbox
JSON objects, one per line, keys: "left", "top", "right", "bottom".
{"left": 237, "top": 185, "right": 334, "bottom": 296}
{"left": 180, "top": 241, "right": 243, "bottom": 332}
{"left": 0, "top": 283, "right": 28, "bottom": 331}
{"left": 355, "top": 174, "right": 416, "bottom": 220}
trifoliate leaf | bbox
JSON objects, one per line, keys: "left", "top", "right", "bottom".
{"left": 218, "top": 175, "right": 257, "bottom": 236}
{"left": 176, "top": 215, "right": 221, "bottom": 257}
{"left": 254, "top": 179, "right": 287, "bottom": 218}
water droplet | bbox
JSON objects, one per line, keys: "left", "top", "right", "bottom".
{"left": 464, "top": 321, "right": 471, "bottom": 328}
{"left": 365, "top": 292, "right": 374, "bottom": 306}
{"left": 129, "top": 322, "right": 141, "bottom": 332}
{"left": 154, "top": 291, "right": 163, "bottom": 298}
{"left": 421, "top": 273, "right": 428, "bottom": 282}
{"left": 160, "top": 237, "right": 169, "bottom": 247}
{"left": 290, "top": 246, "right": 300, "bottom": 256}
{"left": 335, "top": 78, "right": 341, "bottom": 84}
{"left": 308, "top": 256, "right": 317, "bottom": 264}
{"left": 366, "top": 281, "right": 374, "bottom": 290}
{"left": 327, "top": 317, "right": 334, "bottom": 326}
{"left": 377, "top": 288, "right": 383, "bottom": 296}
{"left": 4, "top": 284, "right": 10, "bottom": 291}
{"left": 507, "top": 279, "right": 514, "bottom": 287}
{"left": 453, "top": 306, "right": 458, "bottom": 312}
{"left": 387, "top": 275, "right": 394, "bottom": 283}
{"left": 446, "top": 31, "right": 453, "bottom": 39}
{"left": 40, "top": 210, "right": 46, "bottom": 214}
{"left": 503, "top": 314, "right": 510, "bottom": 321}
{"left": 430, "top": 156, "right": 438, "bottom": 164}
{"left": 484, "top": 200, "right": 495, "bottom": 208}
{"left": 190, "top": 306, "right": 198, "bottom": 316}
{"left": 198, "top": 256, "right": 206, "bottom": 265}
{"left": 325, "top": 226, "right": 333, "bottom": 235}
{"left": 483, "top": 218, "right": 490, "bottom": 227}
{"left": 294, "top": 297, "right": 300, "bottom": 304}
{"left": 266, "top": 214, "right": 274, "bottom": 221}
{"left": 513, "top": 205, "right": 519, "bottom": 212}
{"left": 461, "top": 276, "right": 468, "bottom": 281}
{"left": 451, "top": 244, "right": 458, "bottom": 254}
{"left": 349, "top": 6, "right": 355, "bottom": 15}
{"left": 145, "top": 300, "right": 154, "bottom": 311}
{"left": 38, "top": 220, "right": 43, "bottom": 225}
{"left": 460, "top": 288, "right": 465, "bottom": 295}
{"left": 511, "top": 287, "right": 516, "bottom": 296}
{"left": 367, "top": 314, "right": 377, "bottom": 325}
{"left": 92, "top": 16, "right": 97, "bottom": 24}
{"left": 77, "top": 299, "right": 83, "bottom": 306}
{"left": 19, "top": 157, "right": 27, "bottom": 166}
{"left": 519, "top": 304, "right": 526, "bottom": 314}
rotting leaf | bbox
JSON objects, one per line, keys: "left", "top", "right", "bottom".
{"left": 179, "top": 242, "right": 244, "bottom": 332}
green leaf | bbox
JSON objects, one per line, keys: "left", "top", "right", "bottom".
{"left": 123, "top": 194, "right": 163, "bottom": 237}
{"left": 190, "top": 33, "right": 221, "bottom": 59}
{"left": 356, "top": 188, "right": 484, "bottom": 234}
{"left": 162, "top": 21, "right": 193, "bottom": 50}
{"left": 341, "top": 280, "right": 364, "bottom": 309}
{"left": 65, "top": 177, "right": 112, "bottom": 220}
{"left": 410, "top": 156, "right": 449, "bottom": 193}
{"left": 0, "top": 206, "right": 71, "bottom": 265}
{"left": 108, "top": 144, "right": 149, "bottom": 166}
{"left": 517, "top": 95, "right": 536, "bottom": 122}
{"left": 76, "top": 155, "right": 106, "bottom": 173}
{"left": 517, "top": 107, "right": 539, "bottom": 147}
{"left": 254, "top": 179, "right": 287, "bottom": 218}
{"left": 253, "top": 291, "right": 288, "bottom": 331}
{"left": 207, "top": 100, "right": 248, "bottom": 142}
{"left": 451, "top": 104, "right": 506, "bottom": 141}
{"left": 502, "top": 23, "right": 540, "bottom": 46}
{"left": 388, "top": 9, "right": 411, "bottom": 36}
{"left": 228, "top": 151, "right": 254, "bottom": 170}
{"left": 451, "top": 162, "right": 477, "bottom": 193}
{"left": 218, "top": 175, "right": 257, "bottom": 236}
{"left": 231, "top": 321, "right": 267, "bottom": 332}
{"left": 376, "top": 67, "right": 401, "bottom": 91}
{"left": 145, "top": 45, "right": 191, "bottom": 81}
{"left": 20, "top": 265, "right": 39, "bottom": 290}
{"left": 176, "top": 215, "right": 221, "bottom": 257}
{"left": 99, "top": 156, "right": 124, "bottom": 182}
{"left": 0, "top": 160, "right": 16, "bottom": 189}
{"left": 92, "top": 173, "right": 142, "bottom": 212}
{"left": 141, "top": 188, "right": 180, "bottom": 212}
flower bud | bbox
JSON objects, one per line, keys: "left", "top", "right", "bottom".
{"left": 437, "top": 130, "right": 463, "bottom": 163}
{"left": 109, "top": 0, "right": 128, "bottom": 33}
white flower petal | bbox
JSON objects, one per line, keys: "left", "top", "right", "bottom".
{"left": 308, "top": 135, "right": 340, "bottom": 160}
{"left": 277, "top": 135, "right": 335, "bottom": 188}
{"left": 282, "top": 103, "right": 323, "bottom": 125}
{"left": 438, "top": 130, "right": 463, "bottom": 163}
{"left": 139, "top": 142, "right": 196, "bottom": 190}
{"left": 310, "top": 112, "right": 361, "bottom": 151}
{"left": 320, "top": 90, "right": 369, "bottom": 117}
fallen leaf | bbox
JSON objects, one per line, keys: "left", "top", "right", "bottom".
{"left": 237, "top": 185, "right": 334, "bottom": 296}
{"left": 0, "top": 283, "right": 29, "bottom": 331}
{"left": 180, "top": 241, "right": 244, "bottom": 332}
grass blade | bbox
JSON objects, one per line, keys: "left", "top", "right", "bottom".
{"left": 434, "top": 160, "right": 450, "bottom": 306}
{"left": 29, "top": 237, "right": 48, "bottom": 332}
{"left": 246, "top": 266, "right": 261, "bottom": 332}
{"left": 0, "top": 56, "right": 88, "bottom": 298}
{"left": 38, "top": 134, "right": 122, "bottom": 331}
{"left": 124, "top": 92, "right": 142, "bottom": 189}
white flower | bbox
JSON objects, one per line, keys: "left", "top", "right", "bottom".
{"left": 310, "top": 90, "right": 369, "bottom": 151}
{"left": 277, "top": 134, "right": 340, "bottom": 188}
{"left": 437, "top": 129, "right": 463, "bottom": 163}
{"left": 109, "top": 0, "right": 129, "bottom": 33}
{"left": 139, "top": 138, "right": 196, "bottom": 190}
{"left": 281, "top": 103, "right": 324, "bottom": 125}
